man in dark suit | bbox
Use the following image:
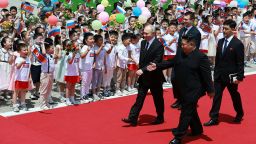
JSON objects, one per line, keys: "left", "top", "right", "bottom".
{"left": 171, "top": 11, "right": 202, "bottom": 109}
{"left": 204, "top": 19, "right": 245, "bottom": 126}
{"left": 147, "top": 35, "right": 214, "bottom": 144}
{"left": 122, "top": 24, "right": 166, "bottom": 126}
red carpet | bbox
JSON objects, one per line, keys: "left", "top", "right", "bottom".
{"left": 1, "top": 75, "right": 256, "bottom": 144}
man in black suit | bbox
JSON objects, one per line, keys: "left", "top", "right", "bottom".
{"left": 204, "top": 19, "right": 245, "bottom": 126}
{"left": 147, "top": 35, "right": 214, "bottom": 144}
{"left": 122, "top": 24, "right": 166, "bottom": 126}
{"left": 171, "top": 11, "right": 201, "bottom": 109}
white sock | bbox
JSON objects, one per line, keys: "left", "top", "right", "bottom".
{"left": 60, "top": 92, "right": 65, "bottom": 97}
{"left": 66, "top": 98, "right": 70, "bottom": 102}
{"left": 70, "top": 96, "right": 75, "bottom": 102}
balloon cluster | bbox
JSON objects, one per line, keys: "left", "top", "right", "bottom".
{"left": 132, "top": 0, "right": 151, "bottom": 24}
{"left": 213, "top": 0, "right": 249, "bottom": 8}
{"left": 0, "top": 0, "right": 9, "bottom": 8}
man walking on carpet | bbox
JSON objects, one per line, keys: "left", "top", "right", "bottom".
{"left": 147, "top": 35, "right": 214, "bottom": 144}
{"left": 122, "top": 24, "right": 166, "bottom": 126}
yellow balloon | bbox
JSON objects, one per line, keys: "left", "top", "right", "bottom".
{"left": 109, "top": 14, "right": 116, "bottom": 21}
{"left": 101, "top": 0, "right": 109, "bottom": 7}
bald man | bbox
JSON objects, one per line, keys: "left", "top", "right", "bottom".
{"left": 122, "top": 25, "right": 166, "bottom": 126}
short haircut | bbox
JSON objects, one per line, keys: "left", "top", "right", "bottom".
{"left": 33, "top": 33, "right": 43, "bottom": 40}
{"left": 182, "top": 35, "right": 196, "bottom": 45}
{"left": 109, "top": 30, "right": 119, "bottom": 37}
{"left": 1, "top": 36, "right": 9, "bottom": 47}
{"left": 44, "top": 38, "right": 53, "bottom": 49}
{"left": 83, "top": 32, "right": 94, "bottom": 45}
{"left": 161, "top": 19, "right": 169, "bottom": 24}
{"left": 243, "top": 11, "right": 251, "bottom": 18}
{"left": 17, "top": 43, "right": 27, "bottom": 52}
{"left": 121, "top": 33, "right": 131, "bottom": 41}
{"left": 223, "top": 19, "right": 237, "bottom": 29}
{"left": 169, "top": 20, "right": 178, "bottom": 26}
{"left": 184, "top": 11, "right": 195, "bottom": 20}
{"left": 94, "top": 34, "right": 103, "bottom": 42}
{"left": 10, "top": 6, "right": 17, "bottom": 12}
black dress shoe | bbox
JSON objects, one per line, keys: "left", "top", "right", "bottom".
{"left": 171, "top": 100, "right": 181, "bottom": 108}
{"left": 233, "top": 116, "right": 243, "bottom": 123}
{"left": 121, "top": 118, "right": 137, "bottom": 126}
{"left": 187, "top": 131, "right": 203, "bottom": 136}
{"left": 151, "top": 118, "right": 164, "bottom": 125}
{"left": 203, "top": 119, "right": 219, "bottom": 126}
{"left": 169, "top": 138, "right": 181, "bottom": 144}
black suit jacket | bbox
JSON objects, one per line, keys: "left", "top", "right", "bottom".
{"left": 214, "top": 36, "right": 245, "bottom": 83}
{"left": 178, "top": 26, "right": 201, "bottom": 50}
{"left": 157, "top": 49, "right": 214, "bottom": 102}
{"left": 137, "top": 38, "right": 165, "bottom": 86}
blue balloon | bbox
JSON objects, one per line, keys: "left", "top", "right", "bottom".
{"left": 133, "top": 7, "right": 142, "bottom": 17}
{"left": 238, "top": 1, "right": 247, "bottom": 8}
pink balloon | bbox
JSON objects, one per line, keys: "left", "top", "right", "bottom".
{"left": 0, "top": 0, "right": 9, "bottom": 8}
{"left": 161, "top": 0, "right": 167, "bottom": 3}
{"left": 48, "top": 15, "right": 58, "bottom": 26}
{"left": 141, "top": 7, "right": 151, "bottom": 18}
{"left": 98, "top": 11, "right": 109, "bottom": 23}
{"left": 136, "top": 0, "right": 145, "bottom": 8}
{"left": 97, "top": 4, "right": 105, "bottom": 13}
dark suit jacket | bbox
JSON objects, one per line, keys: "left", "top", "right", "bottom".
{"left": 157, "top": 49, "right": 214, "bottom": 103}
{"left": 137, "top": 38, "right": 165, "bottom": 86}
{"left": 178, "top": 26, "right": 201, "bottom": 50}
{"left": 214, "top": 36, "right": 245, "bottom": 83}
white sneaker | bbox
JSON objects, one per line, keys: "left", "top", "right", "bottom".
{"left": 70, "top": 98, "right": 78, "bottom": 105}
{"left": 13, "top": 104, "right": 19, "bottom": 112}
{"left": 93, "top": 94, "right": 101, "bottom": 101}
{"left": 20, "top": 104, "right": 28, "bottom": 111}
{"left": 66, "top": 100, "right": 72, "bottom": 105}
{"left": 127, "top": 87, "right": 131, "bottom": 92}
{"left": 40, "top": 105, "right": 49, "bottom": 110}
{"left": 115, "top": 90, "right": 122, "bottom": 96}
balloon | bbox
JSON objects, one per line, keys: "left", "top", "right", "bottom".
{"left": 98, "top": 11, "right": 109, "bottom": 23}
{"left": 136, "top": 0, "right": 145, "bottom": 8}
{"left": 240, "top": 0, "right": 249, "bottom": 5}
{"left": 116, "top": 13, "right": 126, "bottom": 24}
{"left": 177, "top": 0, "right": 186, "bottom": 2}
{"left": 101, "top": 0, "right": 109, "bottom": 7}
{"left": 141, "top": 7, "right": 151, "bottom": 18}
{"left": 0, "top": 0, "right": 9, "bottom": 8}
{"left": 224, "top": 0, "right": 232, "bottom": 4}
{"left": 220, "top": 1, "right": 226, "bottom": 7}
{"left": 161, "top": 0, "right": 167, "bottom": 3}
{"left": 109, "top": 14, "right": 116, "bottom": 21}
{"left": 91, "top": 20, "right": 102, "bottom": 30}
{"left": 138, "top": 15, "right": 148, "bottom": 24}
{"left": 229, "top": 0, "right": 238, "bottom": 7}
{"left": 133, "top": 7, "right": 142, "bottom": 17}
{"left": 48, "top": 15, "right": 58, "bottom": 26}
{"left": 97, "top": 4, "right": 105, "bottom": 13}
{"left": 213, "top": 0, "right": 221, "bottom": 4}
{"left": 238, "top": 1, "right": 247, "bottom": 8}
{"left": 124, "top": 0, "right": 132, "bottom": 7}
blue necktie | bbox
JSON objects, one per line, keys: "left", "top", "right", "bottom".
{"left": 222, "top": 39, "right": 228, "bottom": 55}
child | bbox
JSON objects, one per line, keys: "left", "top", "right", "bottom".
{"left": 39, "top": 38, "right": 56, "bottom": 110}
{"left": 12, "top": 43, "right": 31, "bottom": 112}
{"left": 102, "top": 30, "right": 118, "bottom": 97}
{"left": 160, "top": 19, "right": 169, "bottom": 35}
{"left": 80, "top": 32, "right": 95, "bottom": 102}
{"left": 127, "top": 34, "right": 141, "bottom": 91}
{"left": 91, "top": 35, "right": 105, "bottom": 101}
{"left": 30, "top": 33, "right": 44, "bottom": 100}
{"left": 0, "top": 37, "right": 13, "bottom": 96}
{"left": 64, "top": 40, "right": 80, "bottom": 105}
{"left": 116, "top": 33, "right": 133, "bottom": 96}
{"left": 162, "top": 21, "right": 178, "bottom": 83}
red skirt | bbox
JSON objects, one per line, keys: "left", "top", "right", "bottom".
{"left": 163, "top": 55, "right": 175, "bottom": 60}
{"left": 64, "top": 76, "right": 80, "bottom": 84}
{"left": 15, "top": 81, "right": 29, "bottom": 90}
{"left": 127, "top": 63, "right": 138, "bottom": 71}
{"left": 200, "top": 49, "right": 208, "bottom": 54}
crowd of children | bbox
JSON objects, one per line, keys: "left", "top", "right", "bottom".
{"left": 0, "top": 0, "right": 256, "bottom": 112}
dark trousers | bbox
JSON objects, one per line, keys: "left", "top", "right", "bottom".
{"left": 210, "top": 81, "right": 244, "bottom": 120}
{"left": 173, "top": 101, "right": 203, "bottom": 139}
{"left": 128, "top": 83, "right": 164, "bottom": 121}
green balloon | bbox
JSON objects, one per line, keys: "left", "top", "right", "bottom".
{"left": 91, "top": 20, "right": 102, "bottom": 30}
{"left": 116, "top": 13, "right": 126, "bottom": 24}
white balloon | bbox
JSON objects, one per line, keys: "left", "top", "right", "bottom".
{"left": 138, "top": 15, "right": 148, "bottom": 24}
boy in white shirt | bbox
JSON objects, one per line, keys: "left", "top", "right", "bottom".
{"left": 116, "top": 33, "right": 134, "bottom": 96}
{"left": 91, "top": 35, "right": 105, "bottom": 101}
{"left": 102, "top": 31, "right": 118, "bottom": 97}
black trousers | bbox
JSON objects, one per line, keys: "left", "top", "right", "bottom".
{"left": 210, "top": 81, "right": 244, "bottom": 120}
{"left": 173, "top": 101, "right": 203, "bottom": 139}
{"left": 128, "top": 83, "right": 164, "bottom": 121}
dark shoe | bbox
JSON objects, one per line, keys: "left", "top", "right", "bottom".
{"left": 121, "top": 118, "right": 137, "bottom": 126}
{"left": 30, "top": 95, "right": 38, "bottom": 100}
{"left": 169, "top": 138, "right": 181, "bottom": 144}
{"left": 203, "top": 119, "right": 219, "bottom": 126}
{"left": 233, "top": 116, "right": 243, "bottom": 123}
{"left": 171, "top": 100, "right": 181, "bottom": 108}
{"left": 151, "top": 118, "right": 164, "bottom": 125}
